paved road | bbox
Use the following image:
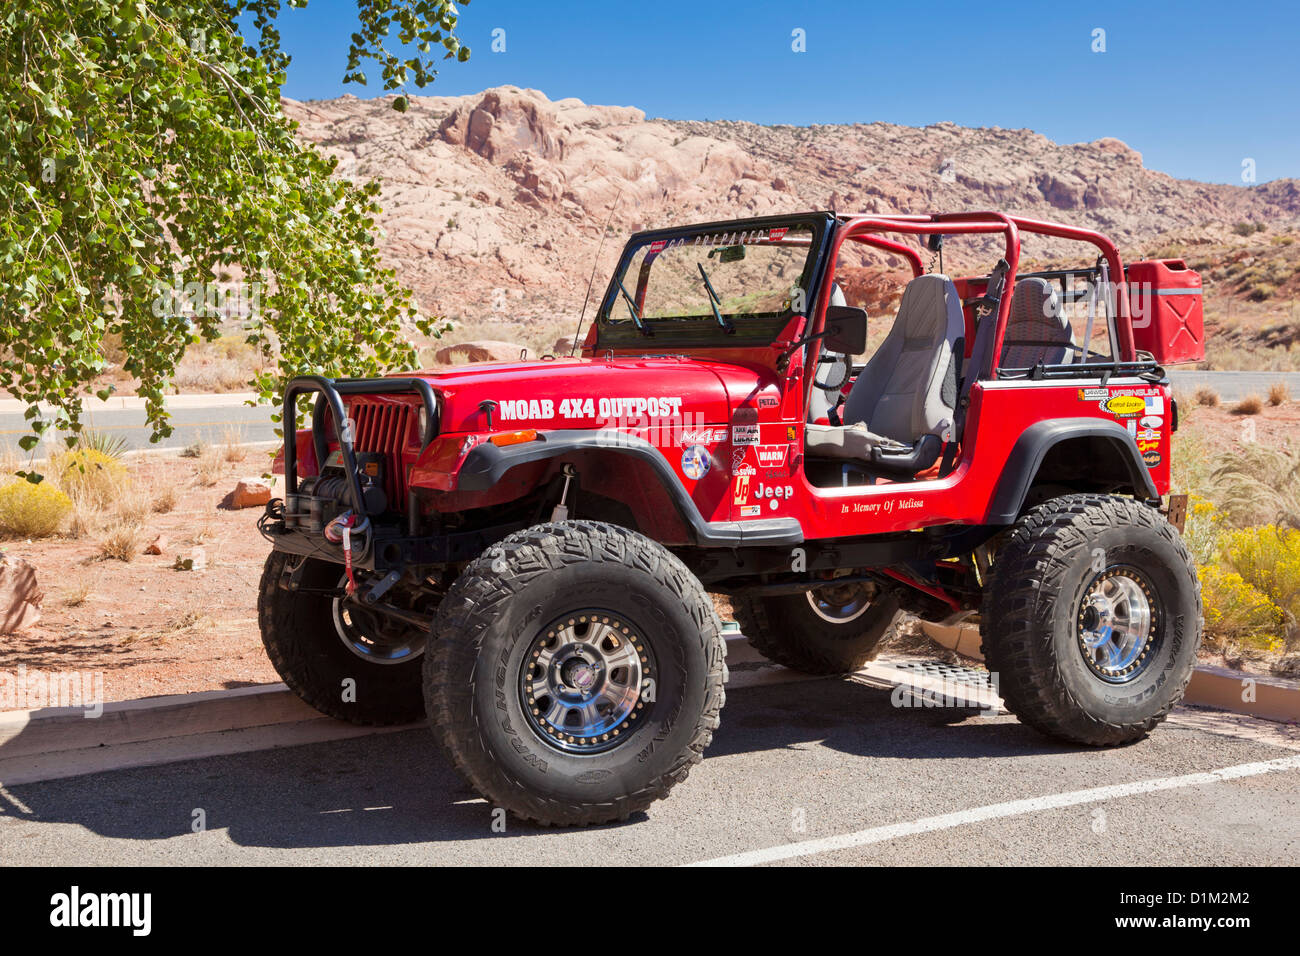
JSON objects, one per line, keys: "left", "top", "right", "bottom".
{"left": 1, "top": 676, "right": 1296, "bottom": 866}
{"left": 1168, "top": 370, "right": 1300, "bottom": 402}
{"left": 0, "top": 394, "right": 275, "bottom": 456}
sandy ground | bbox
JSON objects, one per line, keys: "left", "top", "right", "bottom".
{"left": 0, "top": 455, "right": 281, "bottom": 705}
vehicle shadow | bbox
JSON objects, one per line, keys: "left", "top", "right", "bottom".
{"left": 0, "top": 676, "right": 1083, "bottom": 853}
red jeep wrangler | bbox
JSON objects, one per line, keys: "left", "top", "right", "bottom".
{"left": 260, "top": 211, "right": 1205, "bottom": 826}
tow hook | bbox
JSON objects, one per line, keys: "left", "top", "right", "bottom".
{"left": 551, "top": 464, "right": 577, "bottom": 522}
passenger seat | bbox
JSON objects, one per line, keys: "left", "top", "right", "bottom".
{"left": 805, "top": 273, "right": 963, "bottom": 463}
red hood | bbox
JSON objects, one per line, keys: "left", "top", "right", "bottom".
{"left": 403, "top": 356, "right": 773, "bottom": 432}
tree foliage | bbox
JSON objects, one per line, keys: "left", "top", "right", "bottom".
{"left": 0, "top": 0, "right": 471, "bottom": 466}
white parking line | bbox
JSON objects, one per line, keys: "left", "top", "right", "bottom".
{"left": 686, "top": 753, "right": 1300, "bottom": 867}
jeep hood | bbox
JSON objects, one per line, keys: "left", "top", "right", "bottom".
{"left": 405, "top": 356, "right": 770, "bottom": 433}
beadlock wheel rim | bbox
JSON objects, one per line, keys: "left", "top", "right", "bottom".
{"left": 1076, "top": 567, "right": 1158, "bottom": 684}
{"left": 519, "top": 612, "right": 654, "bottom": 754}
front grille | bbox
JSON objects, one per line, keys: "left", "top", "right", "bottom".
{"left": 350, "top": 402, "right": 414, "bottom": 511}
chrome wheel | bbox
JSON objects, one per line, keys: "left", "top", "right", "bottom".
{"left": 519, "top": 612, "right": 654, "bottom": 754}
{"left": 1076, "top": 567, "right": 1158, "bottom": 683}
{"left": 331, "top": 581, "right": 425, "bottom": 665}
{"left": 805, "top": 582, "right": 871, "bottom": 624}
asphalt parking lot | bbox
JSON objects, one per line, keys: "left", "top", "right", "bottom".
{"left": 1, "top": 670, "right": 1296, "bottom": 866}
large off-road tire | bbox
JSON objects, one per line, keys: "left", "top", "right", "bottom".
{"left": 981, "top": 494, "right": 1202, "bottom": 746}
{"left": 424, "top": 521, "right": 726, "bottom": 827}
{"left": 732, "top": 584, "right": 902, "bottom": 675}
{"left": 258, "top": 551, "right": 425, "bottom": 725}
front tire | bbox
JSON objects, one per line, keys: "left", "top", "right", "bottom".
{"left": 981, "top": 494, "right": 1202, "bottom": 746}
{"left": 424, "top": 521, "right": 727, "bottom": 827}
{"left": 732, "top": 583, "right": 902, "bottom": 675}
{"left": 258, "top": 552, "right": 426, "bottom": 725}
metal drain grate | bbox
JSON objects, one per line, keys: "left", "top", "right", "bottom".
{"left": 890, "top": 659, "right": 997, "bottom": 691}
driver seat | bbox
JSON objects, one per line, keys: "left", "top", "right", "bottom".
{"left": 805, "top": 273, "right": 963, "bottom": 469}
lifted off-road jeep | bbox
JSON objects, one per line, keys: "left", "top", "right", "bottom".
{"left": 259, "top": 211, "right": 1206, "bottom": 826}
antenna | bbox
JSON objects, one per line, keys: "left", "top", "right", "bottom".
{"left": 570, "top": 186, "right": 624, "bottom": 358}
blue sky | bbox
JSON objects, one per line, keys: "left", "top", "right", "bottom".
{"left": 272, "top": 0, "right": 1299, "bottom": 184}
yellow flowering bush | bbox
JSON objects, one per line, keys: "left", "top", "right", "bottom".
{"left": 0, "top": 480, "right": 72, "bottom": 538}
{"left": 51, "top": 448, "right": 128, "bottom": 509}
{"left": 1198, "top": 566, "right": 1284, "bottom": 653}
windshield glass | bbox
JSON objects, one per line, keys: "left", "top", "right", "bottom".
{"left": 602, "top": 223, "right": 819, "bottom": 333}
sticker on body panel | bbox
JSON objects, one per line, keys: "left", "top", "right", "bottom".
{"left": 755, "top": 445, "right": 788, "bottom": 469}
{"left": 732, "top": 424, "right": 760, "bottom": 446}
{"left": 681, "top": 445, "right": 712, "bottom": 481}
{"left": 732, "top": 446, "right": 756, "bottom": 476}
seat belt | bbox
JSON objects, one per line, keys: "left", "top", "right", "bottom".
{"left": 939, "top": 258, "right": 1010, "bottom": 477}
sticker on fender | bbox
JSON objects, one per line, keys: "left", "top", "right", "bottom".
{"left": 681, "top": 444, "right": 711, "bottom": 481}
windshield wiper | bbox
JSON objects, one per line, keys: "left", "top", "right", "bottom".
{"left": 617, "top": 279, "right": 652, "bottom": 336}
{"left": 697, "top": 263, "right": 735, "bottom": 334}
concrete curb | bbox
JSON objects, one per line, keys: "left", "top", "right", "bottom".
{"left": 0, "top": 638, "right": 1293, "bottom": 788}
{"left": 0, "top": 636, "right": 812, "bottom": 786}
{"left": 1185, "top": 665, "right": 1300, "bottom": 724}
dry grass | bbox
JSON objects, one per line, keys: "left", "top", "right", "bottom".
{"left": 60, "top": 578, "right": 95, "bottom": 607}
{"left": 1268, "top": 381, "right": 1291, "bottom": 406}
{"left": 152, "top": 482, "right": 180, "bottom": 514}
{"left": 1232, "top": 394, "right": 1264, "bottom": 415}
{"left": 222, "top": 426, "right": 248, "bottom": 463}
{"left": 123, "top": 609, "right": 212, "bottom": 646}
{"left": 65, "top": 486, "right": 102, "bottom": 539}
{"left": 98, "top": 521, "right": 145, "bottom": 562}
{"left": 195, "top": 445, "right": 225, "bottom": 487}
{"left": 114, "top": 486, "right": 154, "bottom": 526}
{"left": 1194, "top": 386, "right": 1220, "bottom": 407}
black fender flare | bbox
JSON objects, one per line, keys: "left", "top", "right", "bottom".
{"left": 457, "top": 429, "right": 804, "bottom": 548}
{"left": 986, "top": 418, "right": 1159, "bottom": 524}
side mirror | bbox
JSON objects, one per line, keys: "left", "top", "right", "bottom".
{"left": 823, "top": 305, "right": 867, "bottom": 355}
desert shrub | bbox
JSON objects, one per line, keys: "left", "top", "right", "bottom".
{"left": 1199, "top": 565, "right": 1284, "bottom": 653}
{"left": 51, "top": 448, "right": 128, "bottom": 508}
{"left": 1268, "top": 381, "right": 1290, "bottom": 406}
{"left": 98, "top": 522, "right": 144, "bottom": 562}
{"left": 0, "top": 480, "right": 72, "bottom": 537}
{"left": 1209, "top": 445, "right": 1300, "bottom": 529}
{"left": 1220, "top": 525, "right": 1300, "bottom": 633}
{"left": 1193, "top": 386, "right": 1219, "bottom": 407}
{"left": 1231, "top": 394, "right": 1263, "bottom": 415}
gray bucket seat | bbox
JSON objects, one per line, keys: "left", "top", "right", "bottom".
{"left": 806, "top": 273, "right": 963, "bottom": 461}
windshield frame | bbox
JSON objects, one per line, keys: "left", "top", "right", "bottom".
{"left": 594, "top": 213, "right": 834, "bottom": 350}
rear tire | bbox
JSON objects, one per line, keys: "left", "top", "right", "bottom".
{"left": 732, "top": 584, "right": 902, "bottom": 675}
{"left": 981, "top": 494, "right": 1202, "bottom": 746}
{"left": 258, "top": 552, "right": 425, "bottom": 725}
{"left": 424, "top": 521, "right": 726, "bottom": 827}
